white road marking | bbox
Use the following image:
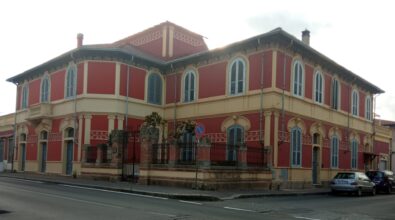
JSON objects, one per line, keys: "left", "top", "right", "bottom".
{"left": 179, "top": 200, "right": 202, "bottom": 205}
{"left": 7, "top": 178, "right": 43, "bottom": 184}
{"left": 148, "top": 212, "right": 177, "bottom": 217}
{"left": 0, "top": 184, "right": 123, "bottom": 209}
{"left": 61, "top": 184, "right": 168, "bottom": 200}
{"left": 224, "top": 206, "right": 256, "bottom": 212}
{"left": 295, "top": 216, "right": 321, "bottom": 220}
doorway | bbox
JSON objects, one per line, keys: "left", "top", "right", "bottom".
{"left": 40, "top": 142, "right": 47, "bottom": 173}
{"left": 66, "top": 141, "right": 73, "bottom": 175}
{"left": 312, "top": 133, "right": 321, "bottom": 185}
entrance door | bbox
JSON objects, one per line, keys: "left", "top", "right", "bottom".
{"left": 41, "top": 143, "right": 47, "bottom": 173}
{"left": 21, "top": 144, "right": 26, "bottom": 171}
{"left": 312, "top": 147, "right": 319, "bottom": 184}
{"left": 66, "top": 141, "right": 73, "bottom": 175}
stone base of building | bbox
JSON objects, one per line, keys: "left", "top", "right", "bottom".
{"left": 138, "top": 167, "right": 273, "bottom": 190}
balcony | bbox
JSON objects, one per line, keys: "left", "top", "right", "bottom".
{"left": 27, "top": 103, "right": 52, "bottom": 121}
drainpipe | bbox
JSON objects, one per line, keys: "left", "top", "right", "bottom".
{"left": 172, "top": 64, "right": 177, "bottom": 133}
{"left": 258, "top": 38, "right": 264, "bottom": 146}
{"left": 281, "top": 40, "right": 293, "bottom": 142}
{"left": 11, "top": 82, "right": 18, "bottom": 172}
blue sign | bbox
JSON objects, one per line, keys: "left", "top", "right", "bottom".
{"left": 195, "top": 123, "right": 205, "bottom": 138}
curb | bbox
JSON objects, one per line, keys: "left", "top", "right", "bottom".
{"left": 1, "top": 175, "right": 330, "bottom": 201}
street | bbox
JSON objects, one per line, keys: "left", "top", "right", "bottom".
{"left": 1, "top": 177, "right": 395, "bottom": 220}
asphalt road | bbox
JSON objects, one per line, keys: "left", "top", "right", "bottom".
{"left": 1, "top": 177, "right": 395, "bottom": 220}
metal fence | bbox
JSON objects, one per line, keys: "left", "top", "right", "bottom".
{"left": 152, "top": 143, "right": 169, "bottom": 164}
{"left": 177, "top": 142, "right": 196, "bottom": 165}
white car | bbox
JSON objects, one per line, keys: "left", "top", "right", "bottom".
{"left": 330, "top": 172, "right": 376, "bottom": 196}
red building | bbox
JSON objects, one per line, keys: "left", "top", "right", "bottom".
{"left": 6, "top": 21, "right": 391, "bottom": 188}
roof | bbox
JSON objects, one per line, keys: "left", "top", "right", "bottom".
{"left": 6, "top": 25, "right": 384, "bottom": 94}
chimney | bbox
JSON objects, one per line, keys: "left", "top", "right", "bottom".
{"left": 77, "top": 33, "right": 84, "bottom": 48}
{"left": 302, "top": 29, "right": 310, "bottom": 45}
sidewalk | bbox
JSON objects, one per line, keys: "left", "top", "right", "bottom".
{"left": 0, "top": 172, "right": 330, "bottom": 201}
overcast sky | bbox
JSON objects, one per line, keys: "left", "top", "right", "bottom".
{"left": 1, "top": 0, "right": 394, "bottom": 120}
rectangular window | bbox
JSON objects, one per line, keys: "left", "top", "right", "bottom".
{"left": 351, "top": 140, "right": 358, "bottom": 169}
{"left": 291, "top": 128, "right": 302, "bottom": 167}
{"left": 331, "top": 137, "right": 339, "bottom": 168}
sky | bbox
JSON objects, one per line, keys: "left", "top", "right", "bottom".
{"left": 1, "top": 0, "right": 395, "bottom": 120}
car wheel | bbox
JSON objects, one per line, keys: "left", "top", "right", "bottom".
{"left": 357, "top": 188, "right": 363, "bottom": 197}
{"left": 371, "top": 187, "right": 376, "bottom": 196}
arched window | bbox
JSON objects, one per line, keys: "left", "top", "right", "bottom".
{"left": 227, "top": 125, "right": 244, "bottom": 161}
{"left": 41, "top": 75, "right": 50, "bottom": 103}
{"left": 21, "top": 84, "right": 29, "bottom": 109}
{"left": 229, "top": 58, "right": 246, "bottom": 95}
{"left": 331, "top": 78, "right": 339, "bottom": 110}
{"left": 65, "top": 64, "right": 76, "bottom": 98}
{"left": 40, "top": 131, "right": 48, "bottom": 140}
{"left": 351, "top": 139, "right": 358, "bottom": 169}
{"left": 365, "top": 96, "right": 372, "bottom": 120}
{"left": 330, "top": 135, "right": 339, "bottom": 168}
{"left": 290, "top": 127, "right": 302, "bottom": 167}
{"left": 147, "top": 73, "right": 162, "bottom": 105}
{"left": 292, "top": 60, "right": 304, "bottom": 97}
{"left": 314, "top": 71, "right": 324, "bottom": 104}
{"left": 65, "top": 127, "right": 74, "bottom": 139}
{"left": 183, "top": 70, "right": 196, "bottom": 102}
{"left": 352, "top": 90, "right": 359, "bottom": 116}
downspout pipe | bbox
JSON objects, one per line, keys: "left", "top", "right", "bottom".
{"left": 11, "top": 82, "right": 18, "bottom": 172}
{"left": 258, "top": 38, "right": 264, "bottom": 146}
{"left": 281, "top": 40, "right": 293, "bottom": 143}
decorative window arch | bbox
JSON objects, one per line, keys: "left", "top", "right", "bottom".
{"left": 290, "top": 126, "right": 302, "bottom": 167}
{"left": 352, "top": 89, "right": 359, "bottom": 116}
{"left": 183, "top": 69, "right": 196, "bottom": 102}
{"left": 292, "top": 60, "right": 304, "bottom": 97}
{"left": 351, "top": 138, "right": 358, "bottom": 169}
{"left": 40, "top": 74, "right": 50, "bottom": 103}
{"left": 147, "top": 72, "right": 163, "bottom": 105}
{"left": 313, "top": 70, "right": 324, "bottom": 104}
{"left": 228, "top": 57, "right": 246, "bottom": 95}
{"left": 365, "top": 96, "right": 372, "bottom": 120}
{"left": 21, "top": 83, "right": 29, "bottom": 109}
{"left": 65, "top": 63, "right": 77, "bottom": 98}
{"left": 330, "top": 135, "right": 339, "bottom": 168}
{"left": 331, "top": 77, "right": 340, "bottom": 110}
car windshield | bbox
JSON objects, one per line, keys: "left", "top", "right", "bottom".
{"left": 334, "top": 173, "right": 355, "bottom": 179}
{"left": 366, "top": 172, "right": 383, "bottom": 179}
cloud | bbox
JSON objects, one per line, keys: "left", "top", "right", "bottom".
{"left": 247, "top": 12, "right": 331, "bottom": 38}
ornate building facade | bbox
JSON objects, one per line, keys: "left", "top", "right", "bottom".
{"left": 5, "top": 21, "right": 391, "bottom": 188}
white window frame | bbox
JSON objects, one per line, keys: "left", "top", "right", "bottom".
{"left": 352, "top": 89, "right": 359, "bottom": 116}
{"left": 313, "top": 71, "right": 324, "bottom": 104}
{"left": 330, "top": 135, "right": 339, "bottom": 168}
{"left": 21, "top": 83, "right": 29, "bottom": 109}
{"left": 228, "top": 58, "right": 246, "bottom": 96}
{"left": 147, "top": 72, "right": 163, "bottom": 105}
{"left": 65, "top": 63, "right": 77, "bottom": 99}
{"left": 292, "top": 60, "right": 304, "bottom": 97}
{"left": 40, "top": 74, "right": 51, "bottom": 103}
{"left": 290, "top": 127, "right": 302, "bottom": 167}
{"left": 351, "top": 139, "right": 358, "bottom": 169}
{"left": 365, "top": 96, "right": 372, "bottom": 120}
{"left": 183, "top": 70, "right": 196, "bottom": 103}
